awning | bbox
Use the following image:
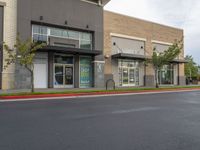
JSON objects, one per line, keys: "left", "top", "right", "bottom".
{"left": 112, "top": 53, "right": 147, "bottom": 60}
{"left": 38, "top": 46, "right": 102, "bottom": 56}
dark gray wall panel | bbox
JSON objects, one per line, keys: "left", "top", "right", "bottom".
{"left": 17, "top": 0, "right": 103, "bottom": 51}
{"left": 17, "top": 0, "right": 104, "bottom": 89}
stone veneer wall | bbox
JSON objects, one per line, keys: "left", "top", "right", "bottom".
{"left": 0, "top": 0, "right": 17, "bottom": 89}
{"left": 104, "top": 11, "right": 185, "bottom": 86}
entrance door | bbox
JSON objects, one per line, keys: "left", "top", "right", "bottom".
{"left": 122, "top": 67, "right": 138, "bottom": 86}
{"left": 129, "top": 68, "right": 136, "bottom": 86}
{"left": 34, "top": 64, "right": 47, "bottom": 88}
{"left": 64, "top": 66, "right": 73, "bottom": 86}
{"left": 122, "top": 68, "right": 129, "bottom": 86}
{"left": 54, "top": 65, "right": 74, "bottom": 88}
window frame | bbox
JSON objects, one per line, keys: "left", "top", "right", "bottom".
{"left": 32, "top": 24, "right": 93, "bottom": 50}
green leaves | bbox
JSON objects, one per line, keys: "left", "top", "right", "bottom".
{"left": 3, "top": 35, "right": 46, "bottom": 71}
{"left": 147, "top": 39, "right": 182, "bottom": 70}
{"left": 185, "top": 55, "right": 199, "bottom": 78}
{"left": 146, "top": 39, "right": 182, "bottom": 88}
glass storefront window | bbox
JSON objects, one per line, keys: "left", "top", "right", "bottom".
{"left": 54, "top": 66, "right": 64, "bottom": 85}
{"left": 54, "top": 55, "right": 73, "bottom": 64}
{"left": 80, "top": 40, "right": 92, "bottom": 49}
{"left": 32, "top": 24, "right": 92, "bottom": 50}
{"left": 80, "top": 57, "right": 93, "bottom": 88}
{"left": 80, "top": 33, "right": 92, "bottom": 41}
{"left": 54, "top": 54, "right": 74, "bottom": 88}
{"left": 50, "top": 28, "right": 63, "bottom": 37}
{"left": 158, "top": 65, "right": 174, "bottom": 85}
{"left": 66, "top": 31, "right": 79, "bottom": 39}
{"left": 33, "top": 25, "right": 48, "bottom": 35}
{"left": 119, "top": 59, "right": 140, "bottom": 86}
{"left": 33, "top": 34, "right": 48, "bottom": 43}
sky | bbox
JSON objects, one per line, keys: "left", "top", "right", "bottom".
{"left": 104, "top": 0, "right": 200, "bottom": 64}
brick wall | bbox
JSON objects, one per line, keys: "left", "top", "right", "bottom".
{"left": 104, "top": 11, "right": 185, "bottom": 86}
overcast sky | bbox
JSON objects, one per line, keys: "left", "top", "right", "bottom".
{"left": 104, "top": 0, "right": 200, "bottom": 64}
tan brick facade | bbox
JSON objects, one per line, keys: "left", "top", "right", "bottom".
{"left": 104, "top": 11, "right": 185, "bottom": 86}
{"left": 0, "top": 0, "right": 17, "bottom": 89}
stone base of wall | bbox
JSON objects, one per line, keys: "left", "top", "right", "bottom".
{"left": 1, "top": 73, "right": 15, "bottom": 89}
{"left": 178, "top": 76, "right": 186, "bottom": 86}
{"left": 144, "top": 75, "right": 155, "bottom": 87}
{"left": 15, "top": 64, "right": 31, "bottom": 89}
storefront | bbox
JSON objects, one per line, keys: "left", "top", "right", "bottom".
{"left": 54, "top": 54, "right": 74, "bottom": 88}
{"left": 158, "top": 64, "right": 174, "bottom": 85}
{"left": 79, "top": 56, "right": 93, "bottom": 88}
{"left": 119, "top": 60, "right": 140, "bottom": 86}
{"left": 33, "top": 52, "right": 96, "bottom": 89}
{"left": 31, "top": 23, "right": 102, "bottom": 89}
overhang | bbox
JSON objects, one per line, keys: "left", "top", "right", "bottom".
{"left": 38, "top": 46, "right": 102, "bottom": 56}
{"left": 112, "top": 53, "right": 146, "bottom": 60}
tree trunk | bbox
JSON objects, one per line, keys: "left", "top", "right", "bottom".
{"left": 30, "top": 70, "right": 35, "bottom": 93}
{"left": 155, "top": 68, "right": 159, "bottom": 88}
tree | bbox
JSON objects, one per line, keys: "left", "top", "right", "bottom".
{"left": 184, "top": 55, "right": 199, "bottom": 79}
{"left": 147, "top": 40, "right": 182, "bottom": 88}
{"left": 3, "top": 35, "right": 46, "bottom": 92}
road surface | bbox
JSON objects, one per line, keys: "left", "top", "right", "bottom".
{"left": 1, "top": 91, "right": 200, "bottom": 150}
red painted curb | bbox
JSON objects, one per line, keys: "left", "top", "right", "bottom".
{"left": 0, "top": 88, "right": 200, "bottom": 100}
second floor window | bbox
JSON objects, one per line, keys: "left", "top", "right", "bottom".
{"left": 32, "top": 25, "right": 93, "bottom": 50}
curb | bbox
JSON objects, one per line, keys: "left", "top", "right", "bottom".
{"left": 0, "top": 88, "right": 200, "bottom": 101}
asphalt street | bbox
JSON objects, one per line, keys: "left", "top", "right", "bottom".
{"left": 1, "top": 91, "right": 200, "bottom": 150}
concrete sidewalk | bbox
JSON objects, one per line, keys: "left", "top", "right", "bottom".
{"left": 0, "top": 85, "right": 199, "bottom": 94}
{"left": 1, "top": 87, "right": 200, "bottom": 102}
{"left": 0, "top": 88, "right": 105, "bottom": 94}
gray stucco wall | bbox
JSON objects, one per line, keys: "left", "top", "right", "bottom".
{"left": 14, "top": 52, "right": 48, "bottom": 89}
{"left": 17, "top": 0, "right": 103, "bottom": 51}
{"left": 16, "top": 0, "right": 104, "bottom": 89}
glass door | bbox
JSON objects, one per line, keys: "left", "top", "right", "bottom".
{"left": 65, "top": 66, "right": 73, "bottom": 86}
{"left": 129, "top": 68, "right": 136, "bottom": 86}
{"left": 54, "top": 65, "right": 74, "bottom": 88}
{"left": 122, "top": 68, "right": 129, "bottom": 86}
{"left": 121, "top": 67, "right": 139, "bottom": 86}
{"left": 158, "top": 65, "right": 174, "bottom": 85}
{"left": 54, "top": 65, "right": 64, "bottom": 86}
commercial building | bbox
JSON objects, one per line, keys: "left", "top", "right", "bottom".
{"left": 0, "top": 1, "right": 186, "bottom": 90}
{"left": 0, "top": 0, "right": 110, "bottom": 90}
{"left": 104, "top": 11, "right": 186, "bottom": 87}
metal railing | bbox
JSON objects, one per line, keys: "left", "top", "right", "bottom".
{"left": 106, "top": 79, "right": 115, "bottom": 90}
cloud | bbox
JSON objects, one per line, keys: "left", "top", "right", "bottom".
{"left": 105, "top": 0, "right": 200, "bottom": 64}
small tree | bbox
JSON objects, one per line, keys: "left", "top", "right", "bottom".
{"left": 3, "top": 35, "right": 46, "bottom": 92}
{"left": 184, "top": 55, "right": 199, "bottom": 79}
{"left": 147, "top": 40, "right": 182, "bottom": 88}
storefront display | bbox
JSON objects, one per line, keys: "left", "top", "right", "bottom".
{"left": 80, "top": 57, "right": 93, "bottom": 88}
